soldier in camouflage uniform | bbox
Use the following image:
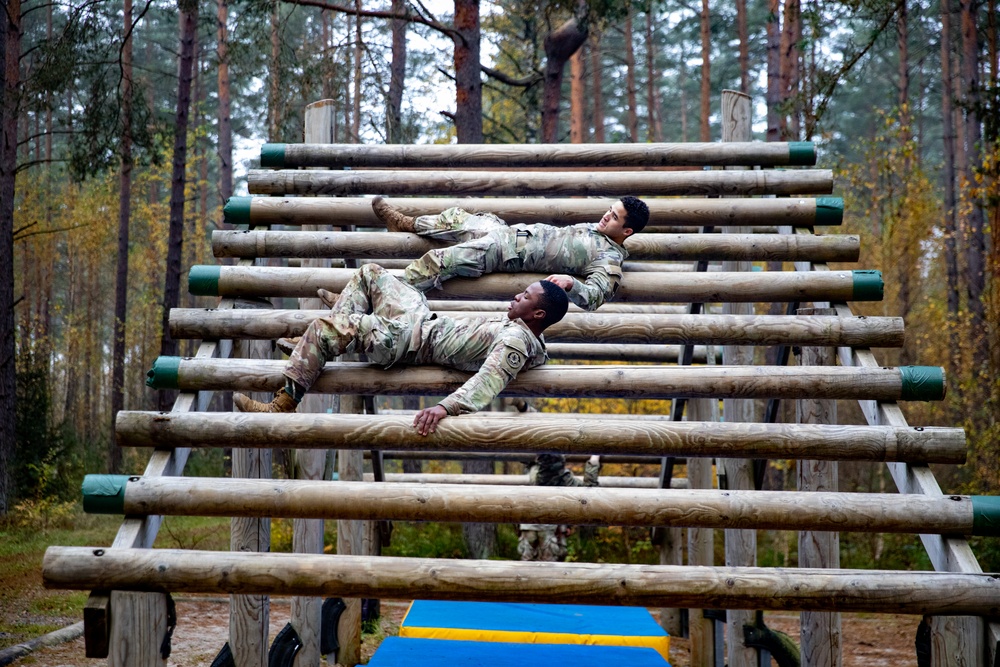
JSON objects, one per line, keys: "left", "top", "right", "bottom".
{"left": 372, "top": 196, "right": 650, "bottom": 312}
{"left": 233, "top": 264, "right": 569, "bottom": 435}
{"left": 518, "top": 454, "right": 601, "bottom": 561}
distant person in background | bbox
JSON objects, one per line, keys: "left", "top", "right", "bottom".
{"left": 518, "top": 454, "right": 601, "bottom": 562}
{"left": 372, "top": 195, "right": 650, "bottom": 312}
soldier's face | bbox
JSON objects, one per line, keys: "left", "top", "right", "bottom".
{"left": 596, "top": 200, "right": 633, "bottom": 242}
{"left": 507, "top": 283, "right": 545, "bottom": 322}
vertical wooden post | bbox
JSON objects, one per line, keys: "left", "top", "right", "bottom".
{"left": 688, "top": 383, "right": 718, "bottom": 667}
{"left": 796, "top": 307, "right": 841, "bottom": 667}
{"left": 718, "top": 89, "right": 757, "bottom": 667}
{"left": 231, "top": 301, "right": 273, "bottom": 667}
{"left": 336, "top": 405, "right": 364, "bottom": 666}
{"left": 658, "top": 527, "right": 683, "bottom": 636}
{"left": 293, "top": 100, "right": 345, "bottom": 667}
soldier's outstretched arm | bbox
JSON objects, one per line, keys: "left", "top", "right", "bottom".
{"left": 413, "top": 405, "right": 448, "bottom": 436}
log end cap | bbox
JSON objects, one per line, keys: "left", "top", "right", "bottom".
{"left": 851, "top": 270, "right": 883, "bottom": 301}
{"left": 973, "top": 496, "right": 1000, "bottom": 536}
{"left": 788, "top": 142, "right": 817, "bottom": 166}
{"left": 146, "top": 356, "right": 181, "bottom": 390}
{"left": 899, "top": 366, "right": 946, "bottom": 401}
{"left": 188, "top": 265, "right": 221, "bottom": 296}
{"left": 223, "top": 196, "right": 252, "bottom": 226}
{"left": 81, "top": 475, "right": 130, "bottom": 514}
{"left": 260, "top": 143, "right": 287, "bottom": 168}
{"left": 815, "top": 197, "right": 844, "bottom": 226}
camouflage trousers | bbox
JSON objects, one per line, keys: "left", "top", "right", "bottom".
{"left": 404, "top": 207, "right": 522, "bottom": 292}
{"left": 285, "top": 264, "right": 428, "bottom": 392}
{"left": 518, "top": 525, "right": 568, "bottom": 562}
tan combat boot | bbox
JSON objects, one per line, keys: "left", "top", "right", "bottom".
{"left": 234, "top": 388, "right": 298, "bottom": 413}
{"left": 372, "top": 195, "right": 416, "bottom": 232}
{"left": 276, "top": 337, "right": 299, "bottom": 356}
{"left": 317, "top": 288, "right": 339, "bottom": 308}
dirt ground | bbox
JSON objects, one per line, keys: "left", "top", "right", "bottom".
{"left": 10, "top": 599, "right": 920, "bottom": 666}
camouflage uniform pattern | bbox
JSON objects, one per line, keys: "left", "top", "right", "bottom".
{"left": 518, "top": 454, "right": 600, "bottom": 562}
{"left": 404, "top": 207, "right": 628, "bottom": 311}
{"left": 285, "top": 264, "right": 548, "bottom": 415}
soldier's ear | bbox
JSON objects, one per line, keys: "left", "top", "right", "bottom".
{"left": 622, "top": 226, "right": 634, "bottom": 238}
{"left": 531, "top": 307, "right": 546, "bottom": 322}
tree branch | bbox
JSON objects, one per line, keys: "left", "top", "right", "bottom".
{"left": 481, "top": 64, "right": 542, "bottom": 88}
{"left": 278, "top": 0, "right": 458, "bottom": 41}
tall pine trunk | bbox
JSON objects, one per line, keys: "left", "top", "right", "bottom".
{"left": 941, "top": 0, "right": 960, "bottom": 353}
{"left": 778, "top": 0, "right": 800, "bottom": 139}
{"left": 352, "top": 0, "right": 361, "bottom": 142}
{"left": 645, "top": 7, "right": 663, "bottom": 142}
{"left": 268, "top": 0, "right": 281, "bottom": 140}
{"left": 453, "top": 0, "right": 483, "bottom": 143}
{"left": 766, "top": 0, "right": 781, "bottom": 140}
{"left": 159, "top": 0, "right": 198, "bottom": 411}
{"left": 217, "top": 0, "right": 233, "bottom": 206}
{"left": 736, "top": 0, "right": 749, "bottom": 93}
{"left": 386, "top": 0, "right": 407, "bottom": 143}
{"left": 624, "top": 9, "right": 638, "bottom": 142}
{"left": 570, "top": 47, "right": 586, "bottom": 143}
{"left": 111, "top": 0, "right": 134, "bottom": 473}
{"left": 541, "top": 17, "right": 587, "bottom": 143}
{"left": 0, "top": 0, "right": 20, "bottom": 516}
{"left": 591, "top": 31, "right": 604, "bottom": 142}
{"left": 699, "top": 0, "right": 711, "bottom": 141}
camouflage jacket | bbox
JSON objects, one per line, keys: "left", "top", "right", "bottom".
{"left": 410, "top": 315, "right": 547, "bottom": 416}
{"left": 514, "top": 222, "right": 628, "bottom": 311}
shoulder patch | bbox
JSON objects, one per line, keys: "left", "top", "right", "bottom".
{"left": 500, "top": 336, "right": 530, "bottom": 374}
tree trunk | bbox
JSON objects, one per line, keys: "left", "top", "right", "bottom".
{"left": 960, "top": 0, "right": 987, "bottom": 359}
{"left": 352, "top": 0, "right": 361, "bottom": 142}
{"left": 453, "top": 0, "right": 483, "bottom": 143}
{"left": 624, "top": 9, "right": 638, "bottom": 142}
{"left": 645, "top": 7, "right": 663, "bottom": 142}
{"left": 0, "top": 0, "right": 21, "bottom": 517}
{"left": 699, "top": 0, "right": 711, "bottom": 141}
{"left": 591, "top": 31, "right": 604, "bottom": 142}
{"left": 766, "top": 0, "right": 781, "bottom": 141}
{"left": 217, "top": 0, "right": 233, "bottom": 206}
{"left": 737, "top": 0, "right": 749, "bottom": 93}
{"left": 386, "top": 0, "right": 407, "bottom": 143}
{"left": 541, "top": 17, "right": 588, "bottom": 143}
{"left": 111, "top": 0, "right": 133, "bottom": 474}
{"left": 778, "top": 0, "right": 800, "bottom": 139}
{"left": 570, "top": 46, "right": 586, "bottom": 143}
{"left": 269, "top": 0, "right": 280, "bottom": 141}
{"left": 159, "top": 0, "right": 198, "bottom": 411}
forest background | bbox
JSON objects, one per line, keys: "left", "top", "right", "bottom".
{"left": 0, "top": 0, "right": 997, "bottom": 570}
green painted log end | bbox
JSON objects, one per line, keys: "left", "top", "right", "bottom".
{"left": 146, "top": 357, "right": 181, "bottom": 389}
{"left": 223, "top": 196, "right": 252, "bottom": 226}
{"left": 899, "top": 366, "right": 946, "bottom": 401}
{"left": 188, "top": 265, "right": 221, "bottom": 296}
{"left": 260, "top": 143, "right": 287, "bottom": 168}
{"left": 82, "top": 474, "right": 131, "bottom": 514}
{"left": 815, "top": 197, "right": 844, "bottom": 226}
{"left": 788, "top": 141, "right": 816, "bottom": 166}
{"left": 852, "top": 270, "right": 883, "bottom": 301}
{"left": 973, "top": 496, "right": 1000, "bottom": 536}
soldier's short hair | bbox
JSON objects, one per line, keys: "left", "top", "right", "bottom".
{"left": 620, "top": 195, "right": 650, "bottom": 234}
{"left": 537, "top": 280, "right": 570, "bottom": 329}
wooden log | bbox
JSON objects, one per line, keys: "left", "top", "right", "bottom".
{"left": 245, "top": 168, "right": 834, "bottom": 198}
{"left": 42, "top": 548, "right": 1000, "bottom": 616}
{"left": 544, "top": 343, "right": 718, "bottom": 363}
{"left": 223, "top": 195, "right": 844, "bottom": 229}
{"left": 364, "top": 473, "right": 682, "bottom": 488}
{"left": 141, "top": 359, "right": 948, "bottom": 403}
{"left": 168, "top": 309, "right": 904, "bottom": 348}
{"left": 92, "top": 477, "right": 995, "bottom": 536}
{"left": 259, "top": 142, "right": 817, "bottom": 169}
{"left": 212, "top": 230, "right": 861, "bottom": 263}
{"left": 186, "top": 265, "right": 885, "bottom": 303}
{"left": 114, "top": 412, "right": 965, "bottom": 463}
{"left": 425, "top": 301, "right": 689, "bottom": 314}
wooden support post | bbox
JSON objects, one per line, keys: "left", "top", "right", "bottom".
{"left": 336, "top": 395, "right": 364, "bottom": 667}
{"left": 231, "top": 301, "right": 272, "bottom": 667}
{"left": 797, "top": 308, "right": 842, "bottom": 667}
{"left": 718, "top": 89, "right": 757, "bottom": 667}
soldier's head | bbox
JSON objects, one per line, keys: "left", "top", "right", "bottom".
{"left": 508, "top": 280, "right": 569, "bottom": 332}
{"left": 597, "top": 196, "right": 649, "bottom": 244}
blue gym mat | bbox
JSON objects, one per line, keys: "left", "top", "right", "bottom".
{"left": 399, "top": 600, "right": 670, "bottom": 659}
{"left": 367, "top": 637, "right": 672, "bottom": 666}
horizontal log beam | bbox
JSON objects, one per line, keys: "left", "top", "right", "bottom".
{"left": 116, "top": 411, "right": 963, "bottom": 462}
{"left": 260, "top": 142, "right": 817, "bottom": 169}
{"left": 367, "top": 473, "right": 679, "bottom": 486}
{"left": 168, "top": 309, "right": 904, "bottom": 348}
{"left": 223, "top": 195, "right": 843, "bottom": 228}
{"left": 43, "top": 548, "right": 1000, "bottom": 615}
{"left": 83, "top": 476, "right": 997, "bottom": 536}
{"left": 245, "top": 169, "right": 835, "bottom": 198}
{"left": 544, "top": 343, "right": 718, "bottom": 363}
{"left": 212, "top": 230, "right": 861, "bottom": 263}
{"left": 186, "top": 265, "right": 884, "bottom": 303}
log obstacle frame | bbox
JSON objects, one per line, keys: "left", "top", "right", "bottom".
{"left": 55, "top": 92, "right": 999, "bottom": 667}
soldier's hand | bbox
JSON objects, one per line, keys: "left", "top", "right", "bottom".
{"left": 544, "top": 274, "right": 574, "bottom": 291}
{"left": 413, "top": 405, "right": 448, "bottom": 436}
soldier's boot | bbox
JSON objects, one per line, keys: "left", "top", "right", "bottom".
{"left": 317, "top": 288, "right": 339, "bottom": 308}
{"left": 372, "top": 195, "right": 415, "bottom": 232}
{"left": 234, "top": 388, "right": 298, "bottom": 413}
{"left": 276, "top": 337, "right": 299, "bottom": 356}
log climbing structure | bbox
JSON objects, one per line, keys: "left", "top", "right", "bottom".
{"left": 42, "top": 92, "right": 1000, "bottom": 667}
